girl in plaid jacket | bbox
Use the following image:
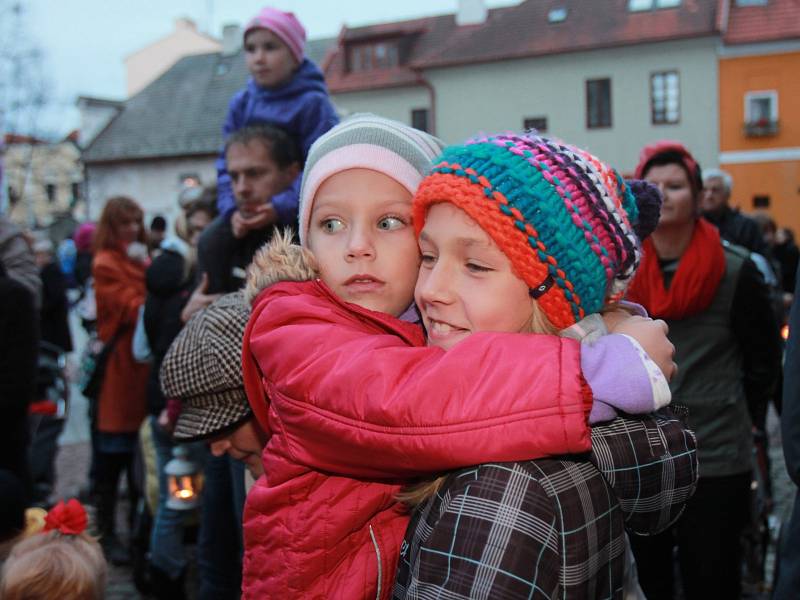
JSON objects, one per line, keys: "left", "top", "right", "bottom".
{"left": 391, "top": 132, "right": 699, "bottom": 599}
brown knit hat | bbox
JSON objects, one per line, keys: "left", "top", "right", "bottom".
{"left": 161, "top": 291, "right": 252, "bottom": 442}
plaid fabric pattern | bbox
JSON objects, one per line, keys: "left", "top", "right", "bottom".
{"left": 589, "top": 409, "right": 698, "bottom": 535}
{"left": 393, "top": 412, "right": 698, "bottom": 599}
{"left": 161, "top": 291, "right": 253, "bottom": 441}
{"left": 172, "top": 389, "right": 251, "bottom": 441}
{"left": 393, "top": 459, "right": 626, "bottom": 600}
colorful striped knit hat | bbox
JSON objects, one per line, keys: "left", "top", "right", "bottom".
{"left": 298, "top": 113, "right": 445, "bottom": 246}
{"left": 412, "top": 132, "right": 661, "bottom": 330}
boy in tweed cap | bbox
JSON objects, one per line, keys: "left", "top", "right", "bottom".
{"left": 161, "top": 291, "right": 265, "bottom": 478}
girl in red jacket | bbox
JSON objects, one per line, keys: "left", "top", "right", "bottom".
{"left": 240, "top": 115, "right": 675, "bottom": 599}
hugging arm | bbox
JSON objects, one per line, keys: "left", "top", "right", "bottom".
{"left": 242, "top": 284, "right": 592, "bottom": 479}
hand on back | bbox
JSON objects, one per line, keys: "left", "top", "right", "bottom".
{"left": 606, "top": 311, "right": 677, "bottom": 381}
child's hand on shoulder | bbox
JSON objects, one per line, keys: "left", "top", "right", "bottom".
{"left": 610, "top": 314, "right": 677, "bottom": 382}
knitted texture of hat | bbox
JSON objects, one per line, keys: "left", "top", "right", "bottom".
{"left": 244, "top": 7, "right": 306, "bottom": 63}
{"left": 412, "top": 133, "right": 643, "bottom": 330}
{"left": 298, "top": 113, "right": 445, "bottom": 246}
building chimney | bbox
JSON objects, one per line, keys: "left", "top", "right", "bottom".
{"left": 222, "top": 23, "right": 242, "bottom": 56}
{"left": 175, "top": 17, "right": 197, "bottom": 32}
{"left": 456, "top": 0, "right": 487, "bottom": 26}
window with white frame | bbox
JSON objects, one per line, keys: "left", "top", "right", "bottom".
{"left": 651, "top": 71, "right": 680, "bottom": 124}
{"left": 745, "top": 91, "right": 778, "bottom": 124}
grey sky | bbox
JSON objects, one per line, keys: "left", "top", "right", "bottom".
{"left": 20, "top": 0, "right": 517, "bottom": 136}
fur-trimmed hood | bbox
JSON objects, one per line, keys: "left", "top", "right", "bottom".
{"left": 244, "top": 229, "right": 319, "bottom": 305}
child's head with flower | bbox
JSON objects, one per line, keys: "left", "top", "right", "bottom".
{"left": 0, "top": 499, "right": 107, "bottom": 600}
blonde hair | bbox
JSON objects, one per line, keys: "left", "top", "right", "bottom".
{"left": 0, "top": 531, "right": 107, "bottom": 600}
{"left": 398, "top": 300, "right": 558, "bottom": 506}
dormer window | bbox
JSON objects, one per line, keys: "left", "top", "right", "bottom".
{"left": 347, "top": 40, "right": 401, "bottom": 72}
{"left": 629, "top": 0, "right": 681, "bottom": 11}
{"left": 548, "top": 8, "right": 568, "bottom": 23}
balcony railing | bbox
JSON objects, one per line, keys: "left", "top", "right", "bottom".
{"left": 744, "top": 119, "right": 779, "bottom": 137}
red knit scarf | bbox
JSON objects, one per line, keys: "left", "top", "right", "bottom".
{"left": 627, "top": 218, "right": 726, "bottom": 320}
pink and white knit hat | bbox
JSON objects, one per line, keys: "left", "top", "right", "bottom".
{"left": 297, "top": 113, "right": 445, "bottom": 246}
{"left": 243, "top": 7, "right": 306, "bottom": 64}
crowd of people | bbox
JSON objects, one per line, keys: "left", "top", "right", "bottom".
{"left": 0, "top": 5, "right": 798, "bottom": 600}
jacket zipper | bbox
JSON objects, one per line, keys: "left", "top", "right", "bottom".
{"left": 369, "top": 524, "right": 382, "bottom": 600}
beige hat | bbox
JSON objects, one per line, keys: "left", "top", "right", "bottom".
{"left": 161, "top": 291, "right": 253, "bottom": 441}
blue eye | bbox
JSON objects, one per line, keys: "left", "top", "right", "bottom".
{"left": 321, "top": 218, "right": 344, "bottom": 233}
{"left": 377, "top": 216, "right": 406, "bottom": 231}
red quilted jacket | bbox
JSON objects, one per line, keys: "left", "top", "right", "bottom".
{"left": 241, "top": 277, "right": 592, "bottom": 599}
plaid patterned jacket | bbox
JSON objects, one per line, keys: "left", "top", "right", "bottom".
{"left": 393, "top": 410, "right": 698, "bottom": 599}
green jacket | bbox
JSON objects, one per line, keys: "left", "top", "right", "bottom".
{"left": 665, "top": 242, "right": 780, "bottom": 478}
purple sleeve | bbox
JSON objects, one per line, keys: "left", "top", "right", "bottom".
{"left": 216, "top": 93, "right": 245, "bottom": 215}
{"left": 270, "top": 174, "right": 301, "bottom": 226}
{"left": 582, "top": 333, "right": 666, "bottom": 424}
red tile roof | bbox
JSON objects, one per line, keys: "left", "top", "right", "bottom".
{"left": 325, "top": 0, "right": 720, "bottom": 93}
{"left": 724, "top": 0, "right": 800, "bottom": 45}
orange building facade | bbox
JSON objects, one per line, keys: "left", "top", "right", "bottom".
{"left": 719, "top": 49, "right": 800, "bottom": 234}
{"left": 718, "top": 0, "right": 800, "bottom": 235}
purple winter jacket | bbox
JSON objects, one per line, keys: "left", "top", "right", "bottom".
{"left": 216, "top": 59, "right": 339, "bottom": 221}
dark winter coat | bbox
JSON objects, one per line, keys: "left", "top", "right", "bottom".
{"left": 39, "top": 261, "right": 73, "bottom": 353}
{"left": 143, "top": 247, "right": 193, "bottom": 416}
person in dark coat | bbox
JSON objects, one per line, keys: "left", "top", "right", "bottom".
{"left": 197, "top": 123, "right": 300, "bottom": 296}
{"left": 774, "top": 265, "right": 800, "bottom": 599}
{"left": 143, "top": 202, "right": 215, "bottom": 598}
{"left": 34, "top": 239, "right": 73, "bottom": 353}
{"left": 28, "top": 238, "right": 73, "bottom": 506}
{"left": 0, "top": 262, "right": 39, "bottom": 503}
{"left": 701, "top": 168, "right": 771, "bottom": 258}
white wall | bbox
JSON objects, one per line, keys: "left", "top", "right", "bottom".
{"left": 332, "top": 86, "right": 431, "bottom": 127}
{"left": 425, "top": 37, "right": 719, "bottom": 172}
{"left": 85, "top": 156, "right": 216, "bottom": 228}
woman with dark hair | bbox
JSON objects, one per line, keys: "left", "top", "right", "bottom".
{"left": 91, "top": 195, "right": 150, "bottom": 565}
{"left": 626, "top": 141, "right": 782, "bottom": 600}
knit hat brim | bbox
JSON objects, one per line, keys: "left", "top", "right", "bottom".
{"left": 413, "top": 169, "right": 578, "bottom": 330}
{"left": 297, "top": 113, "right": 445, "bottom": 246}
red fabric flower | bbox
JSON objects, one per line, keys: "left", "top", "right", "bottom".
{"left": 43, "top": 499, "right": 88, "bottom": 535}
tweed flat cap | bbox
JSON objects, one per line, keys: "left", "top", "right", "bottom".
{"left": 161, "top": 291, "right": 253, "bottom": 442}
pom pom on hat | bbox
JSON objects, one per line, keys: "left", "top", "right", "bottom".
{"left": 625, "top": 179, "right": 662, "bottom": 241}
{"left": 413, "top": 133, "right": 650, "bottom": 330}
{"left": 244, "top": 7, "right": 306, "bottom": 64}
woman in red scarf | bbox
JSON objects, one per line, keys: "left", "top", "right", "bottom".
{"left": 626, "top": 142, "right": 782, "bottom": 600}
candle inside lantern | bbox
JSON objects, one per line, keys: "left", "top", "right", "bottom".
{"left": 165, "top": 446, "right": 203, "bottom": 510}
